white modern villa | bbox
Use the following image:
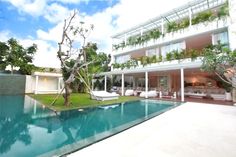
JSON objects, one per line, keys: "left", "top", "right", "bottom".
{"left": 100, "top": 0, "right": 236, "bottom": 102}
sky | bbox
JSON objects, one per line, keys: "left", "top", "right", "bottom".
{"left": 0, "top": 0, "right": 191, "bottom": 68}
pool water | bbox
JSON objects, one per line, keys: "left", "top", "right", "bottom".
{"left": 0, "top": 95, "right": 180, "bottom": 157}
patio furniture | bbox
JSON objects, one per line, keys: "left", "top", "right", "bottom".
{"left": 185, "top": 92, "right": 207, "bottom": 98}
{"left": 210, "top": 94, "right": 226, "bottom": 101}
{"left": 139, "top": 90, "right": 157, "bottom": 98}
{"left": 125, "top": 89, "right": 134, "bottom": 96}
{"left": 91, "top": 91, "right": 119, "bottom": 101}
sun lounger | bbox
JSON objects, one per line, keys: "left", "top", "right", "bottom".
{"left": 139, "top": 90, "right": 157, "bottom": 98}
{"left": 125, "top": 89, "right": 134, "bottom": 96}
{"left": 91, "top": 91, "right": 119, "bottom": 101}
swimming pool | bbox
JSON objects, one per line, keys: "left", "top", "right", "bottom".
{"left": 0, "top": 95, "right": 180, "bottom": 157}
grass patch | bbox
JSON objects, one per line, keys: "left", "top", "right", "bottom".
{"left": 29, "top": 93, "right": 141, "bottom": 111}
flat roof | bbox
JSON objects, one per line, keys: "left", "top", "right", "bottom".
{"left": 112, "top": 0, "right": 227, "bottom": 39}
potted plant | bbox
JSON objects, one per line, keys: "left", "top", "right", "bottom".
{"left": 221, "top": 81, "right": 232, "bottom": 101}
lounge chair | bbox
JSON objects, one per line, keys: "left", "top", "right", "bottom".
{"left": 125, "top": 89, "right": 134, "bottom": 96}
{"left": 139, "top": 90, "right": 157, "bottom": 98}
{"left": 91, "top": 91, "right": 119, "bottom": 101}
{"left": 210, "top": 94, "right": 226, "bottom": 100}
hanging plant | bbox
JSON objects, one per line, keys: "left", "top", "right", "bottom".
{"left": 140, "top": 56, "right": 148, "bottom": 66}
{"left": 150, "top": 55, "right": 158, "bottom": 63}
{"left": 189, "top": 49, "right": 199, "bottom": 61}
{"left": 173, "top": 50, "right": 181, "bottom": 60}
{"left": 167, "top": 21, "right": 178, "bottom": 33}
{"left": 158, "top": 54, "right": 163, "bottom": 62}
{"left": 166, "top": 52, "right": 173, "bottom": 61}
{"left": 178, "top": 18, "right": 190, "bottom": 29}
{"left": 217, "top": 3, "right": 229, "bottom": 19}
{"left": 149, "top": 29, "right": 161, "bottom": 40}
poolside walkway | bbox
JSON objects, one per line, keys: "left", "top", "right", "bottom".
{"left": 68, "top": 102, "right": 236, "bottom": 157}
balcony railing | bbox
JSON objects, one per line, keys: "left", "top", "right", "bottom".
{"left": 113, "top": 17, "right": 229, "bottom": 55}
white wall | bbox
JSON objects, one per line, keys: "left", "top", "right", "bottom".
{"left": 37, "top": 77, "right": 58, "bottom": 91}
{"left": 25, "top": 75, "right": 35, "bottom": 93}
{"left": 25, "top": 75, "right": 62, "bottom": 94}
{"left": 229, "top": 0, "right": 236, "bottom": 50}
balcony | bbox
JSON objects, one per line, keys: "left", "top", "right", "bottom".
{"left": 111, "top": 57, "right": 203, "bottom": 73}
{"left": 113, "top": 17, "right": 229, "bottom": 56}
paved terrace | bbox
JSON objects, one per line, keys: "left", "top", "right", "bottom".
{"left": 69, "top": 102, "right": 236, "bottom": 157}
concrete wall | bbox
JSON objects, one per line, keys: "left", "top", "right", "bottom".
{"left": 25, "top": 75, "right": 35, "bottom": 93}
{"left": 0, "top": 74, "right": 26, "bottom": 95}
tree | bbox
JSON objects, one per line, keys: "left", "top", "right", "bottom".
{"left": 201, "top": 43, "right": 236, "bottom": 103}
{"left": 0, "top": 38, "right": 37, "bottom": 74}
{"left": 78, "top": 42, "right": 111, "bottom": 92}
{"left": 201, "top": 43, "right": 236, "bottom": 89}
{"left": 57, "top": 11, "right": 96, "bottom": 106}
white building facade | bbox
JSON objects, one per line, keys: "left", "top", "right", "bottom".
{"left": 101, "top": 0, "right": 236, "bottom": 102}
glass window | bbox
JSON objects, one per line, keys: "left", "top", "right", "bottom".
{"left": 115, "top": 54, "right": 130, "bottom": 64}
{"left": 159, "top": 76, "right": 169, "bottom": 91}
{"left": 213, "top": 31, "right": 228, "bottom": 45}
{"left": 161, "top": 41, "right": 185, "bottom": 57}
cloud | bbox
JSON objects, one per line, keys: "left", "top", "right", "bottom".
{"left": 2, "top": 0, "right": 193, "bottom": 68}
{"left": 2, "top": 0, "right": 47, "bottom": 16}
{"left": 44, "top": 3, "right": 70, "bottom": 23}
{"left": 0, "top": 30, "right": 12, "bottom": 41}
{"left": 0, "top": 29, "right": 60, "bottom": 68}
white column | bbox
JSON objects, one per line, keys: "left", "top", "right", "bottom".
{"left": 145, "top": 71, "right": 148, "bottom": 98}
{"left": 161, "top": 18, "right": 164, "bottom": 34}
{"left": 57, "top": 77, "right": 61, "bottom": 93}
{"left": 104, "top": 75, "right": 107, "bottom": 91}
{"left": 188, "top": 8, "right": 192, "bottom": 27}
{"left": 180, "top": 68, "right": 185, "bottom": 102}
{"left": 229, "top": 0, "right": 236, "bottom": 50}
{"left": 124, "top": 34, "right": 127, "bottom": 45}
{"left": 121, "top": 73, "right": 124, "bottom": 96}
{"left": 35, "top": 75, "right": 39, "bottom": 94}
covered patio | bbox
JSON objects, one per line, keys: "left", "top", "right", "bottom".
{"left": 99, "top": 58, "right": 232, "bottom": 104}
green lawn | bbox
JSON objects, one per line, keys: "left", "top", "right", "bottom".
{"left": 29, "top": 93, "right": 141, "bottom": 111}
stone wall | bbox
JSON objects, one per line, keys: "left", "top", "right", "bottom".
{"left": 0, "top": 74, "right": 26, "bottom": 95}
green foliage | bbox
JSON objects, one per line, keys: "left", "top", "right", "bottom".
{"left": 0, "top": 38, "right": 37, "bottom": 74}
{"left": 140, "top": 56, "right": 148, "bottom": 67}
{"left": 30, "top": 93, "right": 141, "bottom": 111}
{"left": 158, "top": 54, "right": 163, "bottom": 62}
{"left": 167, "top": 21, "right": 178, "bottom": 33}
{"left": 217, "top": 2, "right": 229, "bottom": 18}
{"left": 166, "top": 52, "right": 173, "bottom": 61}
{"left": 201, "top": 43, "right": 236, "bottom": 88}
{"left": 192, "top": 11, "right": 215, "bottom": 25}
{"left": 179, "top": 18, "right": 190, "bottom": 29}
{"left": 150, "top": 55, "right": 157, "bottom": 63}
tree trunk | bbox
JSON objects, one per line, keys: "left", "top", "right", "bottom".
{"left": 63, "top": 82, "right": 71, "bottom": 106}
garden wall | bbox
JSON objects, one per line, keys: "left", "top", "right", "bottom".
{"left": 0, "top": 74, "right": 26, "bottom": 95}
